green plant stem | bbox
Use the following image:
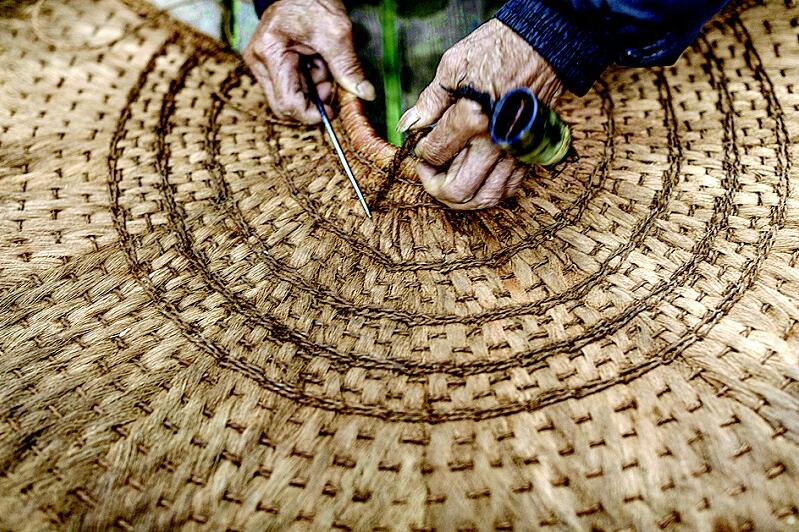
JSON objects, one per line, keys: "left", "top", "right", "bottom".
{"left": 222, "top": 0, "right": 239, "bottom": 50}
{"left": 380, "top": 0, "right": 402, "bottom": 146}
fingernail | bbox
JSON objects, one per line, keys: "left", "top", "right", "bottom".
{"left": 356, "top": 81, "right": 376, "bottom": 101}
{"left": 397, "top": 107, "right": 420, "bottom": 133}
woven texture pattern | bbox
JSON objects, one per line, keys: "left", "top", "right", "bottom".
{"left": 1, "top": 0, "right": 799, "bottom": 529}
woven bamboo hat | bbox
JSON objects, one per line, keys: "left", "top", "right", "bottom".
{"left": 1, "top": 0, "right": 798, "bottom": 529}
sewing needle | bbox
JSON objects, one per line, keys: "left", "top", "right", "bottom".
{"left": 299, "top": 59, "right": 372, "bottom": 218}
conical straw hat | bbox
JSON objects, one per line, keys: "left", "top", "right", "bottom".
{"left": 1, "top": 0, "right": 798, "bottom": 529}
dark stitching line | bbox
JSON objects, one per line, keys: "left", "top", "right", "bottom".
{"left": 215, "top": 60, "right": 755, "bottom": 347}
{"left": 139, "top": 47, "right": 672, "bottom": 384}
{"left": 209, "top": 73, "right": 695, "bottom": 332}
{"left": 193, "top": 65, "right": 730, "bottom": 381}
{"left": 157, "top": 53, "right": 392, "bottom": 373}
{"left": 675, "top": 15, "right": 792, "bottom": 430}
{"left": 273, "top": 125, "right": 611, "bottom": 275}
{"left": 206, "top": 67, "right": 714, "bottom": 347}
{"left": 105, "top": 16, "right": 787, "bottom": 422}
{"left": 168, "top": 62, "right": 667, "bottom": 380}
{"left": 188, "top": 68, "right": 668, "bottom": 386}
{"left": 208, "top": 75, "right": 626, "bottom": 325}
{"left": 231, "top": 61, "right": 615, "bottom": 272}
{"left": 601, "top": 16, "right": 789, "bottom": 401}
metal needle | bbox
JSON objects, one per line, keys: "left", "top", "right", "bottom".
{"left": 299, "top": 59, "right": 371, "bottom": 218}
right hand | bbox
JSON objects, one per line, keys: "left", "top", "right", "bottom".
{"left": 397, "top": 19, "right": 563, "bottom": 210}
{"left": 243, "top": 0, "right": 376, "bottom": 123}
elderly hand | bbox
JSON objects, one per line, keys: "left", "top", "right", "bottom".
{"left": 243, "top": 0, "right": 375, "bottom": 123}
{"left": 398, "top": 19, "right": 563, "bottom": 210}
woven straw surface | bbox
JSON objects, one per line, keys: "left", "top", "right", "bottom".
{"left": 1, "top": 0, "right": 799, "bottom": 529}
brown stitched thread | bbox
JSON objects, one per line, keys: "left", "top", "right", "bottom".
{"left": 2, "top": 2, "right": 797, "bottom": 530}
{"left": 265, "top": 99, "right": 615, "bottom": 273}
{"left": 204, "top": 68, "right": 642, "bottom": 328}
{"left": 216, "top": 60, "right": 617, "bottom": 272}
{"left": 198, "top": 62, "right": 731, "bottom": 355}
{"left": 109, "top": 36, "right": 764, "bottom": 420}
{"left": 101, "top": 12, "right": 790, "bottom": 419}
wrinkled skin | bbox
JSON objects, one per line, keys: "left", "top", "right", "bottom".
{"left": 399, "top": 19, "right": 563, "bottom": 209}
{"left": 245, "top": 3, "right": 563, "bottom": 209}
{"left": 243, "top": 0, "right": 375, "bottom": 123}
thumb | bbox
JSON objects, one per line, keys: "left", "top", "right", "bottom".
{"left": 319, "top": 41, "right": 375, "bottom": 101}
{"left": 397, "top": 80, "right": 451, "bottom": 133}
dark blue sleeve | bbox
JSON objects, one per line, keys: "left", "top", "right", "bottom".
{"left": 253, "top": 0, "right": 272, "bottom": 18}
{"left": 496, "top": 0, "right": 728, "bottom": 95}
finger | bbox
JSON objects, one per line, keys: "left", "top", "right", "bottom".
{"left": 309, "top": 55, "right": 330, "bottom": 84}
{"left": 418, "top": 137, "right": 501, "bottom": 205}
{"left": 316, "top": 80, "right": 333, "bottom": 104}
{"left": 299, "top": 56, "right": 333, "bottom": 111}
{"left": 460, "top": 157, "right": 516, "bottom": 210}
{"left": 502, "top": 166, "right": 527, "bottom": 200}
{"left": 298, "top": 82, "right": 334, "bottom": 121}
{"left": 414, "top": 98, "right": 488, "bottom": 167}
{"left": 268, "top": 51, "right": 325, "bottom": 123}
{"left": 245, "top": 54, "right": 283, "bottom": 119}
{"left": 253, "top": 40, "right": 319, "bottom": 123}
{"left": 247, "top": 41, "right": 327, "bottom": 122}
{"left": 398, "top": 48, "right": 460, "bottom": 134}
{"left": 397, "top": 81, "right": 452, "bottom": 133}
{"left": 317, "top": 31, "right": 375, "bottom": 101}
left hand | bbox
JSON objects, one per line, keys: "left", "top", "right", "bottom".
{"left": 398, "top": 19, "right": 563, "bottom": 210}
{"left": 243, "top": 0, "right": 375, "bottom": 124}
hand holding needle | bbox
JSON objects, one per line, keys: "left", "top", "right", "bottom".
{"left": 299, "top": 58, "right": 372, "bottom": 218}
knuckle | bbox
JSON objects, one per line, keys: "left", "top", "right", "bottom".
{"left": 436, "top": 58, "right": 452, "bottom": 78}
{"left": 242, "top": 48, "right": 256, "bottom": 66}
{"left": 336, "top": 23, "right": 354, "bottom": 38}
{"left": 460, "top": 104, "right": 488, "bottom": 132}
{"left": 269, "top": 99, "right": 291, "bottom": 117}
{"left": 327, "top": 21, "right": 353, "bottom": 42}
{"left": 440, "top": 182, "right": 473, "bottom": 204}
{"left": 437, "top": 48, "right": 461, "bottom": 75}
{"left": 503, "top": 182, "right": 521, "bottom": 199}
{"left": 440, "top": 48, "right": 457, "bottom": 65}
{"left": 476, "top": 188, "right": 503, "bottom": 209}
{"left": 418, "top": 138, "right": 450, "bottom": 167}
{"left": 333, "top": 55, "right": 360, "bottom": 75}
{"left": 254, "top": 38, "right": 282, "bottom": 59}
{"left": 269, "top": 107, "right": 287, "bottom": 119}
{"left": 503, "top": 180, "right": 523, "bottom": 200}
{"left": 429, "top": 153, "right": 451, "bottom": 168}
{"left": 434, "top": 64, "right": 449, "bottom": 81}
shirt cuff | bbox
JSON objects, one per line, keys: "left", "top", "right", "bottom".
{"left": 495, "top": 0, "right": 612, "bottom": 95}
